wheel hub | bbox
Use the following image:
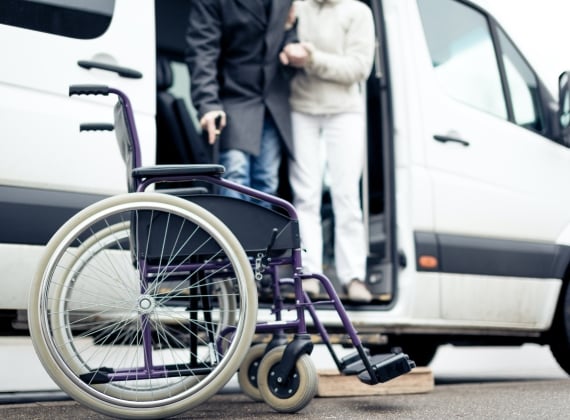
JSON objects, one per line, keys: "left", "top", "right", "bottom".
{"left": 268, "top": 367, "right": 300, "bottom": 398}
{"left": 137, "top": 295, "right": 156, "bottom": 314}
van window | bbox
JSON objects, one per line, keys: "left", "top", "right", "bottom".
{"left": 497, "top": 28, "right": 543, "bottom": 131}
{"left": 0, "top": 0, "right": 115, "bottom": 39}
{"left": 417, "top": 0, "right": 507, "bottom": 119}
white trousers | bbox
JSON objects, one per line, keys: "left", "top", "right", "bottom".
{"left": 289, "top": 111, "right": 367, "bottom": 285}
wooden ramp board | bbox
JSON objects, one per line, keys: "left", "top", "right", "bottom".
{"left": 317, "top": 367, "right": 434, "bottom": 397}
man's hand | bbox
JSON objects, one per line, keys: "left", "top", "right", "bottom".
{"left": 200, "top": 110, "right": 226, "bottom": 145}
{"left": 280, "top": 42, "right": 310, "bottom": 68}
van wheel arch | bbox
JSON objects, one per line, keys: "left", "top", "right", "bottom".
{"left": 549, "top": 275, "right": 570, "bottom": 376}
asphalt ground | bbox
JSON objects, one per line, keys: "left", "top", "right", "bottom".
{"left": 0, "top": 378, "right": 569, "bottom": 419}
{"left": 1, "top": 341, "right": 568, "bottom": 419}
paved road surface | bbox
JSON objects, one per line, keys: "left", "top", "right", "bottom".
{"left": 0, "top": 338, "right": 568, "bottom": 419}
{"left": 1, "top": 377, "right": 568, "bottom": 419}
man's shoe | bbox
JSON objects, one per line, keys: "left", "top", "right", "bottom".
{"left": 347, "top": 279, "right": 373, "bottom": 303}
{"left": 302, "top": 278, "right": 320, "bottom": 298}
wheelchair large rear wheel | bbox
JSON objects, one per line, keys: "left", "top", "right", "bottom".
{"left": 28, "top": 193, "right": 257, "bottom": 419}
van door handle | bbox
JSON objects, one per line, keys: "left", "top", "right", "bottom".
{"left": 77, "top": 60, "right": 143, "bottom": 79}
{"left": 433, "top": 134, "right": 470, "bottom": 147}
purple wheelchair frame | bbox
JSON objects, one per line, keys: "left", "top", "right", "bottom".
{"left": 70, "top": 84, "right": 414, "bottom": 387}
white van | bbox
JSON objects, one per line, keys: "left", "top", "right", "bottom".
{"left": 2, "top": 0, "right": 570, "bottom": 375}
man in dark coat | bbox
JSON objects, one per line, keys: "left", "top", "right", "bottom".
{"left": 186, "top": 0, "right": 307, "bottom": 196}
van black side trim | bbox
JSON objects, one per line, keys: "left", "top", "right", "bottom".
{"left": 0, "top": 186, "right": 106, "bottom": 246}
{"left": 414, "top": 231, "right": 570, "bottom": 279}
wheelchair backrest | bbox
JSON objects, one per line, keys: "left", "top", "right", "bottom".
{"left": 113, "top": 96, "right": 143, "bottom": 193}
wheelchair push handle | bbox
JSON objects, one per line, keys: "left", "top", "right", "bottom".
{"left": 80, "top": 123, "right": 114, "bottom": 132}
{"left": 69, "top": 84, "right": 110, "bottom": 97}
{"left": 69, "top": 84, "right": 131, "bottom": 133}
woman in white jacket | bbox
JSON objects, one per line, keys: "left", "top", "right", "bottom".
{"left": 285, "top": 0, "right": 375, "bottom": 301}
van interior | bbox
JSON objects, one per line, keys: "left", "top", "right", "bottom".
{"left": 154, "top": 0, "right": 393, "bottom": 305}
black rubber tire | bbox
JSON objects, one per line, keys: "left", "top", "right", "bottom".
{"left": 549, "top": 281, "right": 570, "bottom": 375}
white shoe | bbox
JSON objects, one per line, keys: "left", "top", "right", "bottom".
{"left": 302, "top": 278, "right": 320, "bottom": 297}
{"left": 347, "top": 279, "right": 372, "bottom": 302}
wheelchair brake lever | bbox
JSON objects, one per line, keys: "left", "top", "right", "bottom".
{"left": 255, "top": 228, "right": 279, "bottom": 281}
{"left": 265, "top": 228, "right": 278, "bottom": 257}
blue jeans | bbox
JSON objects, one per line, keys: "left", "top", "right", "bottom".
{"left": 219, "top": 113, "right": 282, "bottom": 200}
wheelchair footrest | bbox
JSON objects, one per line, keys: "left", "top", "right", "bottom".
{"left": 339, "top": 348, "right": 371, "bottom": 370}
{"left": 346, "top": 353, "right": 416, "bottom": 385}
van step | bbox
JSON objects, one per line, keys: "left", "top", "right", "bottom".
{"left": 343, "top": 352, "right": 416, "bottom": 385}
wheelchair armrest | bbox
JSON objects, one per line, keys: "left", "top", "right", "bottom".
{"left": 132, "top": 164, "right": 225, "bottom": 179}
{"left": 158, "top": 186, "right": 209, "bottom": 197}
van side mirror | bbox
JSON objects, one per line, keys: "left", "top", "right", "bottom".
{"left": 559, "top": 71, "right": 570, "bottom": 146}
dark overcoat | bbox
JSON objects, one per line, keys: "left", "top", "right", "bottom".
{"left": 185, "top": 0, "right": 296, "bottom": 157}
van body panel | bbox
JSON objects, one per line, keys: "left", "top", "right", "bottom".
{"left": 0, "top": 244, "right": 43, "bottom": 310}
{"left": 439, "top": 275, "right": 560, "bottom": 327}
{"left": 408, "top": 0, "right": 569, "bottom": 328}
{"left": 0, "top": 0, "right": 156, "bottom": 310}
{"left": 425, "top": 97, "right": 570, "bottom": 242}
{"left": 0, "top": 0, "right": 156, "bottom": 195}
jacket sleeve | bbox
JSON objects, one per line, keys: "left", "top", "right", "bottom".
{"left": 283, "top": 2, "right": 299, "bottom": 47}
{"left": 304, "top": 5, "right": 375, "bottom": 85}
{"left": 281, "top": 15, "right": 300, "bottom": 81}
{"left": 185, "top": 0, "right": 223, "bottom": 118}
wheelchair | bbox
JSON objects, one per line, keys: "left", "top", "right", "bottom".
{"left": 27, "top": 85, "right": 415, "bottom": 419}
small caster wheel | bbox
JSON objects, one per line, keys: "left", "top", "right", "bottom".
{"left": 257, "top": 345, "right": 318, "bottom": 413}
{"left": 238, "top": 343, "right": 267, "bottom": 401}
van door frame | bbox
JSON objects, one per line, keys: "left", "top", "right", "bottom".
{"left": 366, "top": 0, "right": 398, "bottom": 303}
